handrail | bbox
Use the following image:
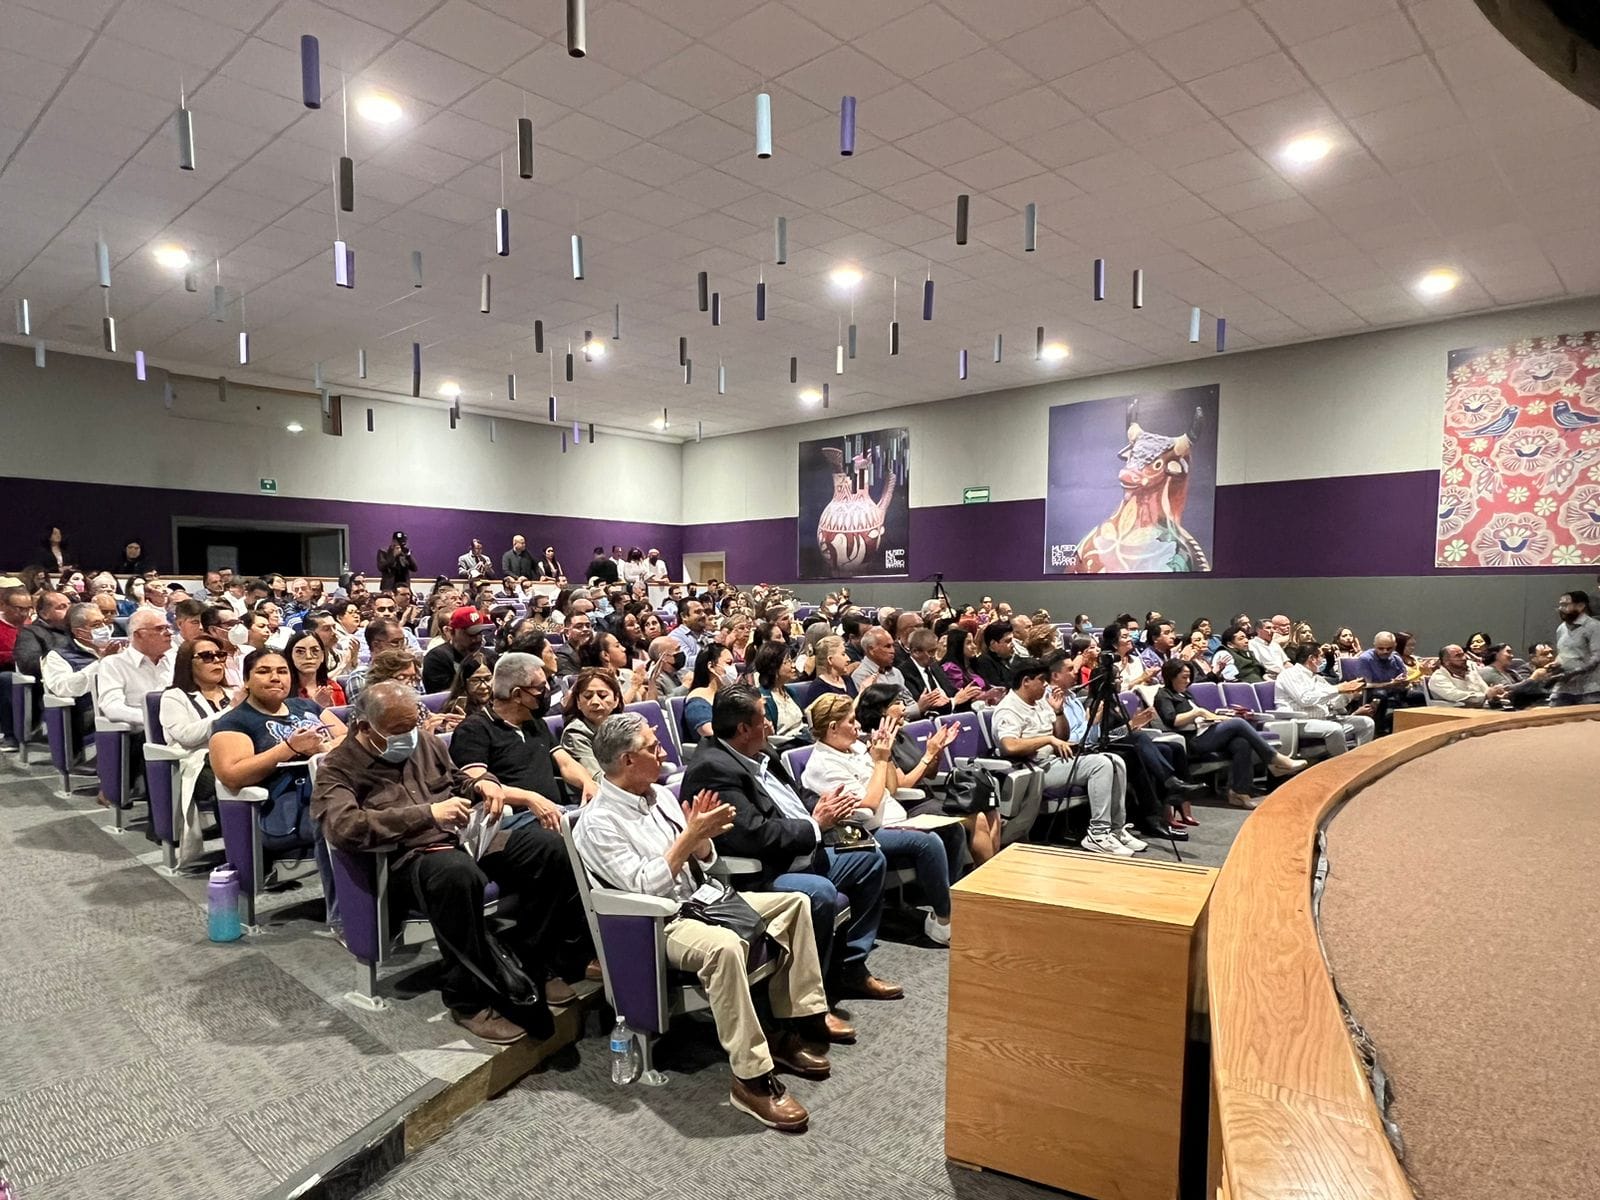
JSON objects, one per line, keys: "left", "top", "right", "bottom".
{"left": 1207, "top": 705, "right": 1600, "bottom": 1199}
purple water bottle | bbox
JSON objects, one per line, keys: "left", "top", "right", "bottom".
{"left": 208, "top": 866, "right": 243, "bottom": 942}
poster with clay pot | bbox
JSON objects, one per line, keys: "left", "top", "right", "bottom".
{"left": 798, "top": 427, "right": 910, "bottom": 578}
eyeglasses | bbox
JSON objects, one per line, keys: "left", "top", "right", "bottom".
{"left": 193, "top": 651, "right": 228, "bottom": 663}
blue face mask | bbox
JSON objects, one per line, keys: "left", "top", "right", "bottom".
{"left": 377, "top": 727, "right": 418, "bottom": 763}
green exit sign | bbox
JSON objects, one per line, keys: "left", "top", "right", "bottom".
{"left": 963, "top": 486, "right": 990, "bottom": 504}
{"left": 259, "top": 478, "right": 278, "bottom": 494}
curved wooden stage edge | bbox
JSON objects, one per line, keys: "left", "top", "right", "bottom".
{"left": 1206, "top": 705, "right": 1600, "bottom": 1200}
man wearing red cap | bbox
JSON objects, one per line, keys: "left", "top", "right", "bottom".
{"left": 423, "top": 605, "right": 492, "bottom": 692}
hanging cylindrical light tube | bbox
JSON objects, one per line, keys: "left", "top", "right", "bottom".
{"left": 300, "top": 35, "right": 321, "bottom": 108}
{"left": 847, "top": 300, "right": 857, "bottom": 359}
{"left": 338, "top": 156, "right": 354, "bottom": 213}
{"left": 35, "top": 342, "right": 46, "bottom": 369}
{"left": 840, "top": 96, "right": 856, "bottom": 156}
{"left": 534, "top": 320, "right": 544, "bottom": 354}
{"left": 889, "top": 277, "right": 900, "bottom": 356}
{"left": 572, "top": 419, "right": 580, "bottom": 445}
{"left": 566, "top": 0, "right": 586, "bottom": 57}
{"left": 549, "top": 395, "right": 558, "bottom": 423}
{"left": 774, "top": 216, "right": 787, "bottom": 265}
{"left": 613, "top": 302, "right": 621, "bottom": 340}
{"left": 661, "top": 406, "right": 669, "bottom": 429}
{"left": 755, "top": 92, "right": 772, "bottom": 158}
{"left": 184, "top": 269, "right": 198, "bottom": 293}
{"left": 1188, "top": 307, "right": 1201, "bottom": 344}
{"left": 1132, "top": 268, "right": 1144, "bottom": 309}
{"left": 958, "top": 348, "right": 968, "bottom": 380}
{"left": 711, "top": 292, "right": 721, "bottom": 326}
{"left": 922, "top": 269, "right": 934, "bottom": 321}
{"left": 565, "top": 344, "right": 574, "bottom": 382}
{"left": 1216, "top": 317, "right": 1227, "bottom": 353}
{"left": 334, "top": 240, "right": 352, "bottom": 288}
{"left": 495, "top": 207, "right": 510, "bottom": 256}
{"left": 993, "top": 333, "right": 1003, "bottom": 363}
{"left": 135, "top": 350, "right": 147, "bottom": 381}
{"left": 696, "top": 420, "right": 703, "bottom": 443}
{"left": 366, "top": 408, "right": 374, "bottom": 432}
{"left": 561, "top": 432, "right": 568, "bottom": 453}
{"left": 102, "top": 315, "right": 117, "bottom": 353}
{"left": 1023, "top": 202, "right": 1037, "bottom": 252}
{"left": 836, "top": 316, "right": 844, "bottom": 375}
{"left": 518, "top": 117, "right": 534, "bottom": 178}
{"left": 480, "top": 273, "right": 491, "bottom": 313}
{"left": 954, "top": 194, "right": 969, "bottom": 245}
{"left": 683, "top": 358, "right": 692, "bottom": 385}
{"left": 238, "top": 330, "right": 250, "bottom": 365}
{"left": 589, "top": 422, "right": 595, "bottom": 444}
{"left": 314, "top": 361, "right": 324, "bottom": 389}
{"left": 1093, "top": 258, "right": 1106, "bottom": 301}
{"left": 570, "top": 233, "right": 584, "bottom": 280}
{"left": 175, "top": 87, "right": 196, "bottom": 171}
{"left": 507, "top": 372, "right": 517, "bottom": 401}
{"left": 358, "top": 348, "right": 368, "bottom": 378}
{"left": 489, "top": 418, "right": 497, "bottom": 443}
{"left": 95, "top": 239, "right": 111, "bottom": 287}
{"left": 822, "top": 383, "right": 829, "bottom": 410}
{"left": 697, "top": 270, "right": 709, "bottom": 312}
{"left": 717, "top": 358, "right": 726, "bottom": 395}
{"left": 14, "top": 298, "right": 29, "bottom": 337}
{"left": 789, "top": 356, "right": 798, "bottom": 384}
{"left": 411, "top": 250, "right": 423, "bottom": 288}
{"left": 679, "top": 336, "right": 688, "bottom": 366}
{"left": 411, "top": 342, "right": 421, "bottom": 397}
{"left": 1036, "top": 326, "right": 1045, "bottom": 360}
{"left": 449, "top": 406, "right": 458, "bottom": 430}
{"left": 212, "top": 283, "right": 226, "bottom": 321}
{"left": 756, "top": 270, "right": 766, "bottom": 321}
{"left": 583, "top": 329, "right": 593, "bottom": 362}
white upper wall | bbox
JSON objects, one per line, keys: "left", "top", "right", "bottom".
{"left": 681, "top": 296, "right": 1600, "bottom": 523}
{"left": 0, "top": 345, "right": 683, "bottom": 521}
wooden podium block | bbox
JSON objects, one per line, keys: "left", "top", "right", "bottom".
{"left": 944, "top": 844, "right": 1217, "bottom": 1200}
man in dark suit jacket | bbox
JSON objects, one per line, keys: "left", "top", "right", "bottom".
{"left": 680, "top": 685, "right": 901, "bottom": 1006}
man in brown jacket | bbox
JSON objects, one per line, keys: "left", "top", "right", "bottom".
{"left": 312, "top": 681, "right": 590, "bottom": 1044}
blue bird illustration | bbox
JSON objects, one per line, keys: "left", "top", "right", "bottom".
{"left": 1466, "top": 405, "right": 1518, "bottom": 437}
{"left": 1552, "top": 400, "right": 1600, "bottom": 429}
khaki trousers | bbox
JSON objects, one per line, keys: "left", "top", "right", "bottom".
{"left": 664, "top": 889, "right": 828, "bottom": 1079}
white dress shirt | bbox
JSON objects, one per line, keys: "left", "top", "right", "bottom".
{"left": 800, "top": 741, "right": 907, "bottom": 828}
{"left": 42, "top": 646, "right": 102, "bottom": 699}
{"left": 96, "top": 646, "right": 177, "bottom": 729}
{"left": 1249, "top": 636, "right": 1288, "bottom": 677}
{"left": 1276, "top": 664, "right": 1349, "bottom": 719}
{"left": 1427, "top": 665, "right": 1490, "bottom": 706}
{"left": 571, "top": 777, "right": 715, "bottom": 902}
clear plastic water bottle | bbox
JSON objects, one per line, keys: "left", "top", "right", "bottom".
{"left": 610, "top": 1016, "right": 640, "bottom": 1085}
{"left": 208, "top": 866, "right": 243, "bottom": 942}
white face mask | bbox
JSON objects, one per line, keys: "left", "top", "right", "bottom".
{"left": 720, "top": 663, "right": 738, "bottom": 685}
{"left": 90, "top": 624, "right": 113, "bottom": 645}
{"left": 229, "top": 623, "right": 250, "bottom": 647}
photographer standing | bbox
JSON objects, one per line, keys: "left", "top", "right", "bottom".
{"left": 377, "top": 531, "right": 417, "bottom": 592}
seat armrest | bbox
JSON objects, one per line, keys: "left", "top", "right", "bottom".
{"left": 710, "top": 855, "right": 764, "bottom": 877}
{"left": 219, "top": 786, "right": 270, "bottom": 804}
{"left": 97, "top": 718, "right": 133, "bottom": 733}
{"left": 43, "top": 694, "right": 78, "bottom": 709}
{"left": 11, "top": 672, "right": 36, "bottom": 686}
{"left": 143, "top": 744, "right": 185, "bottom": 762}
{"left": 588, "top": 888, "right": 678, "bottom": 918}
{"left": 953, "top": 753, "right": 1032, "bottom": 775}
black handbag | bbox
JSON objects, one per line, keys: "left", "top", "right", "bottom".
{"left": 822, "top": 820, "right": 880, "bottom": 852}
{"left": 431, "top": 902, "right": 553, "bottom": 1039}
{"left": 942, "top": 763, "right": 998, "bottom": 816}
{"left": 678, "top": 861, "right": 774, "bottom": 965}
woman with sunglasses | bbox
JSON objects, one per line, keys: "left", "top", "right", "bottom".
{"left": 445, "top": 652, "right": 494, "bottom": 721}
{"left": 158, "top": 634, "right": 245, "bottom": 868}
{"left": 285, "top": 630, "right": 346, "bottom": 707}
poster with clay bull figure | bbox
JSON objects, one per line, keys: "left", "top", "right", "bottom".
{"left": 798, "top": 427, "right": 910, "bottom": 578}
{"left": 1044, "top": 385, "right": 1220, "bottom": 574}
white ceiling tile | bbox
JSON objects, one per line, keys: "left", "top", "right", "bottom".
{"left": 1289, "top": 11, "right": 1425, "bottom": 86}
{"left": 643, "top": 45, "right": 762, "bottom": 111}
{"left": 504, "top": 42, "right": 628, "bottom": 107}
{"left": 1186, "top": 52, "right": 1310, "bottom": 115}
{"left": 703, "top": 3, "right": 839, "bottom": 76}
{"left": 1145, "top": 8, "right": 1278, "bottom": 82}
{"left": 854, "top": 5, "right": 986, "bottom": 79}
{"left": 1097, "top": 86, "right": 1211, "bottom": 142}
{"left": 252, "top": 0, "right": 398, "bottom": 74}
{"left": 916, "top": 49, "right": 1039, "bottom": 112}
{"left": 939, "top": 0, "right": 1071, "bottom": 40}
{"left": 1319, "top": 54, "right": 1445, "bottom": 120}
{"left": 998, "top": 7, "right": 1131, "bottom": 80}
{"left": 4, "top": 4, "right": 99, "bottom": 67}
{"left": 854, "top": 82, "right": 954, "bottom": 142}
{"left": 968, "top": 87, "right": 1082, "bottom": 142}
{"left": 1095, "top": 0, "right": 1243, "bottom": 42}
{"left": 895, "top": 117, "right": 1003, "bottom": 168}
{"left": 407, "top": 0, "right": 545, "bottom": 74}
{"left": 1252, "top": 0, "right": 1398, "bottom": 46}
{"left": 363, "top": 40, "right": 489, "bottom": 108}
{"left": 579, "top": 2, "right": 693, "bottom": 77}
{"left": 1053, "top": 50, "right": 1174, "bottom": 112}
{"left": 585, "top": 80, "right": 698, "bottom": 139}
{"left": 944, "top": 146, "right": 1046, "bottom": 190}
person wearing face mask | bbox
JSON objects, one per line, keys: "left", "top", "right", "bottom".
{"left": 314, "top": 679, "right": 591, "bottom": 1042}
{"left": 200, "top": 604, "right": 247, "bottom": 687}
{"left": 682, "top": 644, "right": 737, "bottom": 742}
{"left": 40, "top": 600, "right": 123, "bottom": 703}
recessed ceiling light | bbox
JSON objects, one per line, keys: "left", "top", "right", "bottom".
{"left": 152, "top": 244, "right": 190, "bottom": 270}
{"left": 1415, "top": 268, "right": 1459, "bottom": 297}
{"left": 829, "top": 265, "right": 863, "bottom": 289}
{"left": 285, "top": 422, "right": 304, "bottom": 434}
{"left": 798, "top": 387, "right": 822, "bottom": 404}
{"left": 1041, "top": 342, "right": 1070, "bottom": 363}
{"left": 355, "top": 92, "right": 403, "bottom": 125}
{"left": 651, "top": 415, "right": 669, "bottom": 430}
{"left": 582, "top": 339, "right": 606, "bottom": 358}
{"left": 438, "top": 380, "right": 461, "bottom": 398}
{"left": 1280, "top": 134, "right": 1332, "bottom": 167}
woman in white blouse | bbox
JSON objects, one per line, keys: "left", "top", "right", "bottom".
{"left": 158, "top": 634, "right": 243, "bottom": 867}
{"left": 800, "top": 694, "right": 954, "bottom": 947}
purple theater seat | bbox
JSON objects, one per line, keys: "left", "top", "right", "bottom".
{"left": 1253, "top": 681, "right": 1278, "bottom": 711}
{"left": 1190, "top": 682, "right": 1225, "bottom": 712}
{"left": 143, "top": 691, "right": 178, "bottom": 869}
{"left": 626, "top": 700, "right": 683, "bottom": 772}
{"left": 544, "top": 712, "right": 565, "bottom": 740}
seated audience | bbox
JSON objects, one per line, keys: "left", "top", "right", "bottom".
{"left": 1350, "top": 631, "right": 1416, "bottom": 734}
{"left": 801, "top": 694, "right": 955, "bottom": 945}
{"left": 450, "top": 653, "right": 597, "bottom": 824}
{"left": 974, "top": 621, "right": 1015, "bottom": 687}
{"left": 1465, "top": 631, "right": 1492, "bottom": 662}
{"left": 285, "top": 630, "right": 346, "bottom": 707}
{"left": 343, "top": 617, "right": 411, "bottom": 700}
{"left": 939, "top": 626, "right": 1000, "bottom": 702}
{"left": 991, "top": 658, "right": 1142, "bottom": 855}
{"left": 683, "top": 643, "right": 736, "bottom": 742}
{"left": 159, "top": 634, "right": 241, "bottom": 867}
{"left": 1552, "top": 590, "right": 1600, "bottom": 706}
{"left": 1427, "top": 644, "right": 1507, "bottom": 707}
{"left": 314, "top": 680, "right": 588, "bottom": 1043}
{"left": 1175, "top": 629, "right": 1216, "bottom": 681}
{"left": 578, "top": 631, "right": 657, "bottom": 704}
{"left": 96, "top": 608, "right": 178, "bottom": 797}
{"left": 13, "top": 589, "right": 72, "bottom": 683}
{"left": 551, "top": 610, "right": 594, "bottom": 676}
{"left": 573, "top": 712, "right": 833, "bottom": 1131}
{"left": 801, "top": 635, "right": 858, "bottom": 707}
{"left": 1108, "top": 624, "right": 1160, "bottom": 692}
{"left": 1139, "top": 620, "right": 1175, "bottom": 672}
{"left": 851, "top": 629, "right": 942, "bottom": 717}
{"left": 1480, "top": 642, "right": 1556, "bottom": 709}
{"left": 1248, "top": 617, "right": 1290, "bottom": 678}
{"left": 560, "top": 667, "right": 624, "bottom": 780}
{"left": 681, "top": 685, "right": 899, "bottom": 1006}
{"left": 209, "top": 648, "right": 347, "bottom": 895}
{"left": 1152, "top": 659, "right": 1305, "bottom": 810}
{"left": 1275, "top": 643, "right": 1377, "bottom": 756}
{"left": 423, "top": 606, "right": 492, "bottom": 692}
{"left": 902, "top": 627, "right": 981, "bottom": 712}
{"left": 752, "top": 640, "right": 806, "bottom": 742}
{"left": 445, "top": 652, "right": 495, "bottom": 721}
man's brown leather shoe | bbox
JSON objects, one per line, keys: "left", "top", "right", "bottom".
{"left": 451, "top": 1008, "right": 527, "bottom": 1045}
{"left": 730, "top": 1072, "right": 810, "bottom": 1132}
{"left": 770, "top": 1032, "right": 831, "bottom": 1080}
{"left": 838, "top": 974, "right": 904, "bottom": 1001}
{"left": 823, "top": 1012, "right": 857, "bottom": 1043}
{"left": 545, "top": 976, "right": 577, "bottom": 1007}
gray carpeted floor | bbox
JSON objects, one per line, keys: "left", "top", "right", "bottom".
{"left": 357, "top": 804, "right": 1247, "bottom": 1200}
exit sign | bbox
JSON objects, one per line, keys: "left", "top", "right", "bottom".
{"left": 963, "top": 486, "right": 990, "bottom": 504}
{"left": 259, "top": 478, "right": 279, "bottom": 494}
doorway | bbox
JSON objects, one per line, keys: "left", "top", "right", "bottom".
{"left": 173, "top": 518, "right": 348, "bottom": 578}
{"left": 681, "top": 551, "right": 726, "bottom": 586}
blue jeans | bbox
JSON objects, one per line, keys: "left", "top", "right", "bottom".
{"left": 1550, "top": 692, "right": 1600, "bottom": 707}
{"left": 1190, "top": 717, "right": 1276, "bottom": 793}
{"left": 773, "top": 846, "right": 886, "bottom": 983}
{"left": 874, "top": 827, "right": 951, "bottom": 918}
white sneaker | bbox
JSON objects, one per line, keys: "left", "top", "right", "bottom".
{"left": 1081, "top": 831, "right": 1135, "bottom": 856}
{"left": 1228, "top": 792, "right": 1262, "bottom": 810}
{"left": 1115, "top": 827, "right": 1148, "bottom": 853}
{"left": 924, "top": 913, "right": 952, "bottom": 946}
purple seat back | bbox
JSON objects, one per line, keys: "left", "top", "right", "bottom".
{"left": 421, "top": 691, "right": 450, "bottom": 713}
{"left": 626, "top": 700, "right": 682, "bottom": 769}
{"left": 7, "top": 673, "right": 27, "bottom": 743}
{"left": 95, "top": 729, "right": 126, "bottom": 806}
{"left": 1220, "top": 682, "right": 1259, "bottom": 711}
{"left": 939, "top": 711, "right": 986, "bottom": 762}
{"left": 1253, "top": 681, "right": 1277, "bottom": 710}
{"left": 902, "top": 718, "right": 936, "bottom": 766}
{"left": 667, "top": 695, "right": 687, "bottom": 741}
{"left": 328, "top": 704, "right": 349, "bottom": 725}
{"left": 218, "top": 801, "right": 259, "bottom": 896}
{"left": 331, "top": 844, "right": 382, "bottom": 963}
{"left": 1189, "top": 681, "right": 1224, "bottom": 711}
{"left": 597, "top": 914, "right": 668, "bottom": 1034}
{"left": 1119, "top": 691, "right": 1141, "bottom": 718}
{"left": 1339, "top": 656, "right": 1361, "bottom": 682}
{"left": 45, "top": 703, "right": 71, "bottom": 774}
{"left": 144, "top": 692, "right": 166, "bottom": 744}
{"left": 141, "top": 692, "right": 176, "bottom": 844}
{"left": 780, "top": 743, "right": 813, "bottom": 783}
{"left": 545, "top": 712, "right": 565, "bottom": 739}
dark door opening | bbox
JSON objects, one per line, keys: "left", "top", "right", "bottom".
{"left": 174, "top": 521, "right": 347, "bottom": 578}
